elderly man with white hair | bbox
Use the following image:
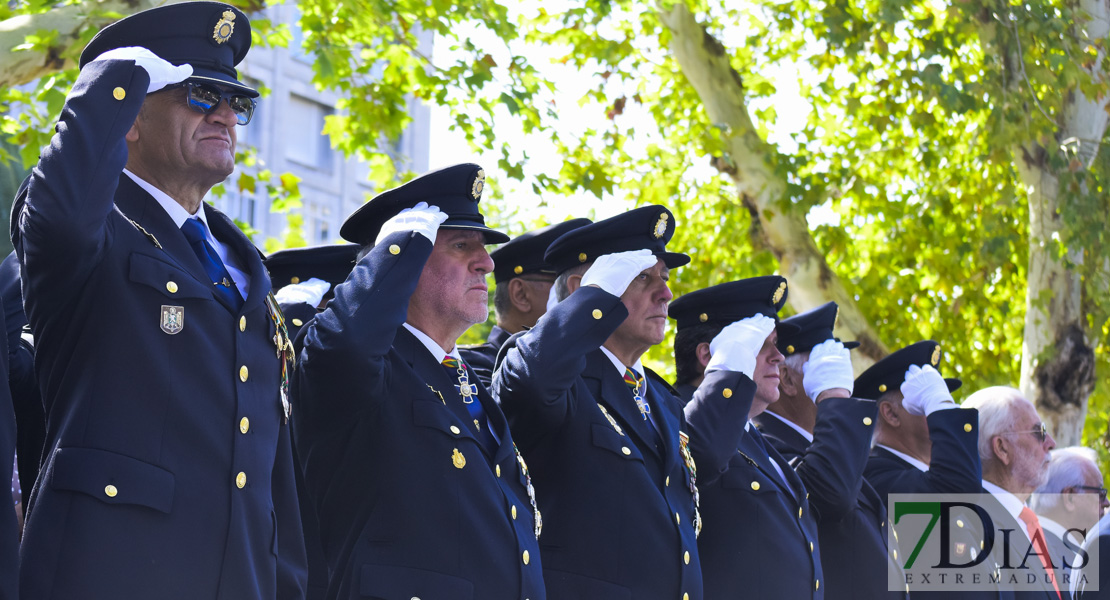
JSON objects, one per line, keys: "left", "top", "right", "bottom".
{"left": 1031, "top": 447, "right": 1107, "bottom": 573}
{"left": 963, "top": 386, "right": 1060, "bottom": 600}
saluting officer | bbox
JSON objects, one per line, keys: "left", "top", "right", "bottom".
{"left": 495, "top": 206, "right": 725, "bottom": 599}
{"left": 266, "top": 243, "right": 360, "bottom": 342}
{"left": 673, "top": 278, "right": 828, "bottom": 599}
{"left": 13, "top": 3, "right": 308, "bottom": 598}
{"left": 460, "top": 218, "right": 589, "bottom": 386}
{"left": 753, "top": 302, "right": 907, "bottom": 600}
{"left": 293, "top": 164, "right": 545, "bottom": 600}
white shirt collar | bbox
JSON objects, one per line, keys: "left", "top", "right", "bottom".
{"left": 876, "top": 444, "right": 930, "bottom": 472}
{"left": 124, "top": 169, "right": 210, "bottom": 229}
{"left": 982, "top": 479, "right": 1028, "bottom": 535}
{"left": 402, "top": 323, "right": 459, "bottom": 363}
{"left": 762, "top": 410, "right": 815, "bottom": 443}
{"left": 599, "top": 346, "right": 643, "bottom": 379}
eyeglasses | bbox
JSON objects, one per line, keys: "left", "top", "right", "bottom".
{"left": 173, "top": 82, "right": 256, "bottom": 125}
{"left": 1072, "top": 485, "right": 1109, "bottom": 501}
{"left": 1003, "top": 422, "right": 1049, "bottom": 443}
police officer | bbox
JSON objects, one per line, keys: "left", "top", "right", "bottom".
{"left": 13, "top": 3, "right": 307, "bottom": 597}
{"left": 266, "top": 243, "right": 360, "bottom": 341}
{"left": 495, "top": 206, "right": 733, "bottom": 599}
{"left": 753, "top": 302, "right": 906, "bottom": 600}
{"left": 673, "top": 277, "right": 829, "bottom": 599}
{"left": 293, "top": 164, "right": 544, "bottom": 599}
{"left": 460, "top": 218, "right": 589, "bottom": 386}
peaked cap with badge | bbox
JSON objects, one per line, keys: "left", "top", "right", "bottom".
{"left": 340, "top": 163, "right": 508, "bottom": 245}
{"left": 79, "top": 1, "right": 259, "bottom": 97}
{"left": 491, "top": 218, "right": 592, "bottom": 283}
{"left": 668, "top": 275, "right": 800, "bottom": 334}
{"left": 544, "top": 205, "right": 690, "bottom": 273}
{"left": 854, "top": 340, "right": 962, "bottom": 400}
{"left": 775, "top": 301, "right": 859, "bottom": 357}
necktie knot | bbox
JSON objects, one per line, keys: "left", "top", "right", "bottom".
{"left": 442, "top": 357, "right": 461, "bottom": 370}
{"left": 623, "top": 367, "right": 651, "bottom": 420}
{"left": 181, "top": 218, "right": 243, "bottom": 310}
{"left": 181, "top": 217, "right": 207, "bottom": 243}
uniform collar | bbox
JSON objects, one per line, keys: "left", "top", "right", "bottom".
{"left": 599, "top": 345, "right": 643, "bottom": 379}
{"left": 761, "top": 410, "right": 814, "bottom": 443}
{"left": 123, "top": 169, "right": 211, "bottom": 230}
{"left": 402, "top": 322, "right": 459, "bottom": 363}
{"left": 877, "top": 444, "right": 930, "bottom": 472}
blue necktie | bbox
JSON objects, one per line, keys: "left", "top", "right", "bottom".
{"left": 442, "top": 357, "right": 499, "bottom": 454}
{"left": 181, "top": 218, "right": 243, "bottom": 311}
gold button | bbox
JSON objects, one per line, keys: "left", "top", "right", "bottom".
{"left": 893, "top": 549, "right": 898, "bottom": 559}
{"left": 956, "top": 519, "right": 965, "bottom": 528}
{"left": 786, "top": 345, "right": 795, "bottom": 354}
{"left": 523, "top": 550, "right": 530, "bottom": 564}
{"left": 514, "top": 265, "right": 523, "bottom": 274}
{"left": 450, "top": 425, "right": 461, "bottom": 434}
{"left": 389, "top": 244, "right": 401, "bottom": 255}
{"left": 665, "top": 476, "right": 670, "bottom": 486}
{"left": 621, "top": 446, "right": 631, "bottom": 456}
{"left": 292, "top": 318, "right": 303, "bottom": 327}
{"left": 166, "top": 281, "right": 178, "bottom": 293}
{"left": 104, "top": 484, "right": 117, "bottom": 498}
{"left": 290, "top": 276, "right": 300, "bottom": 284}
{"left": 236, "top": 472, "right": 246, "bottom": 488}
{"left": 863, "top": 417, "right": 873, "bottom": 426}
{"left": 578, "top": 252, "right": 588, "bottom": 263}
{"left": 684, "top": 594, "right": 689, "bottom": 600}
{"left": 239, "top": 365, "right": 248, "bottom": 382}
{"left": 239, "top": 316, "right": 246, "bottom": 331}
{"left": 675, "top": 512, "right": 680, "bottom": 525}
{"left": 592, "top": 309, "right": 603, "bottom": 319}
{"left": 798, "top": 507, "right": 803, "bottom": 518}
{"left": 723, "top": 388, "right": 733, "bottom": 399}
{"left": 240, "top": 417, "right": 250, "bottom": 434}
{"left": 496, "top": 465, "right": 501, "bottom": 477}
{"left": 112, "top": 87, "right": 126, "bottom": 100}
{"left": 751, "top": 481, "right": 760, "bottom": 491}
{"left": 512, "top": 505, "right": 518, "bottom": 519}
{"left": 815, "top": 580, "right": 820, "bottom": 590}
{"left": 683, "top": 550, "right": 690, "bottom": 564}
{"left": 699, "top": 313, "right": 708, "bottom": 322}
{"left": 809, "top": 541, "right": 814, "bottom": 552}
{"left": 964, "top": 423, "right": 973, "bottom": 432}
{"left": 878, "top": 384, "right": 887, "bottom": 393}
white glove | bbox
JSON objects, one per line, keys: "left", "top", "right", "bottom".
{"left": 901, "top": 364, "right": 956, "bottom": 416}
{"left": 275, "top": 277, "right": 331, "bottom": 308}
{"left": 375, "top": 202, "right": 448, "bottom": 246}
{"left": 580, "top": 249, "right": 658, "bottom": 297}
{"left": 91, "top": 46, "right": 192, "bottom": 94}
{"left": 705, "top": 314, "right": 777, "bottom": 379}
{"left": 802, "top": 339, "right": 854, "bottom": 402}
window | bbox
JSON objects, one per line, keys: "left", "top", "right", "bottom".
{"left": 285, "top": 95, "right": 334, "bottom": 172}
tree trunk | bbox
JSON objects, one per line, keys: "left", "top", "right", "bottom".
{"left": 657, "top": 2, "right": 887, "bottom": 371}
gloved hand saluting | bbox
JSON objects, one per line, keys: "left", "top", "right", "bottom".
{"left": 900, "top": 364, "right": 956, "bottom": 416}
{"left": 375, "top": 202, "right": 448, "bottom": 246}
{"left": 802, "top": 339, "right": 854, "bottom": 402}
{"left": 91, "top": 47, "right": 193, "bottom": 94}
{"left": 705, "top": 314, "right": 777, "bottom": 380}
{"left": 580, "top": 249, "right": 659, "bottom": 298}
{"left": 275, "top": 277, "right": 331, "bottom": 308}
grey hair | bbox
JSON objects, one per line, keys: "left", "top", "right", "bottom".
{"left": 962, "top": 386, "right": 1027, "bottom": 467}
{"left": 492, "top": 281, "right": 510, "bottom": 321}
{"left": 553, "top": 263, "right": 590, "bottom": 302}
{"left": 1030, "top": 446, "right": 1100, "bottom": 512}
{"left": 782, "top": 352, "right": 808, "bottom": 379}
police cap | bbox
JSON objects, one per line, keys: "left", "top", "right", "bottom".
{"left": 668, "top": 276, "right": 800, "bottom": 334}
{"left": 544, "top": 205, "right": 689, "bottom": 274}
{"left": 264, "top": 244, "right": 360, "bottom": 294}
{"left": 80, "top": 1, "right": 259, "bottom": 97}
{"left": 491, "top": 218, "right": 592, "bottom": 283}
{"left": 776, "top": 301, "right": 860, "bottom": 356}
{"left": 854, "top": 340, "right": 962, "bottom": 400}
{"left": 340, "top": 163, "right": 509, "bottom": 245}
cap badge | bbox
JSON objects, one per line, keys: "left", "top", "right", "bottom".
{"left": 878, "top": 384, "right": 888, "bottom": 393}
{"left": 698, "top": 313, "right": 708, "bottom": 323}
{"left": 931, "top": 345, "right": 941, "bottom": 366}
{"left": 514, "top": 265, "right": 523, "bottom": 275}
{"left": 786, "top": 345, "right": 795, "bottom": 354}
{"left": 771, "top": 281, "right": 787, "bottom": 305}
{"left": 653, "top": 213, "right": 669, "bottom": 239}
{"left": 471, "top": 169, "right": 485, "bottom": 200}
{"left": 213, "top": 10, "right": 236, "bottom": 45}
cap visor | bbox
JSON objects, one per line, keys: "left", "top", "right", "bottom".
{"left": 842, "top": 340, "right": 861, "bottom": 350}
{"left": 774, "top": 322, "right": 803, "bottom": 336}
{"left": 945, "top": 378, "right": 962, "bottom": 393}
{"left": 188, "top": 71, "right": 259, "bottom": 98}
{"left": 440, "top": 223, "right": 510, "bottom": 244}
{"left": 659, "top": 251, "right": 690, "bottom": 269}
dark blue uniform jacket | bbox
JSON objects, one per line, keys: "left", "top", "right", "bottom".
{"left": 461, "top": 324, "right": 510, "bottom": 387}
{"left": 293, "top": 232, "right": 544, "bottom": 600}
{"left": 14, "top": 58, "right": 307, "bottom": 599}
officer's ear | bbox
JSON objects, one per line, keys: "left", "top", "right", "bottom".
{"left": 508, "top": 278, "right": 532, "bottom": 313}
{"left": 565, "top": 273, "right": 583, "bottom": 295}
{"left": 878, "top": 398, "right": 900, "bottom": 428}
{"left": 991, "top": 434, "right": 1012, "bottom": 467}
{"left": 126, "top": 118, "right": 141, "bottom": 143}
{"left": 779, "top": 360, "right": 801, "bottom": 397}
{"left": 695, "top": 342, "right": 712, "bottom": 372}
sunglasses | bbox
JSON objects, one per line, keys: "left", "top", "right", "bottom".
{"left": 173, "top": 82, "right": 256, "bottom": 125}
{"left": 1004, "top": 422, "right": 1049, "bottom": 443}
